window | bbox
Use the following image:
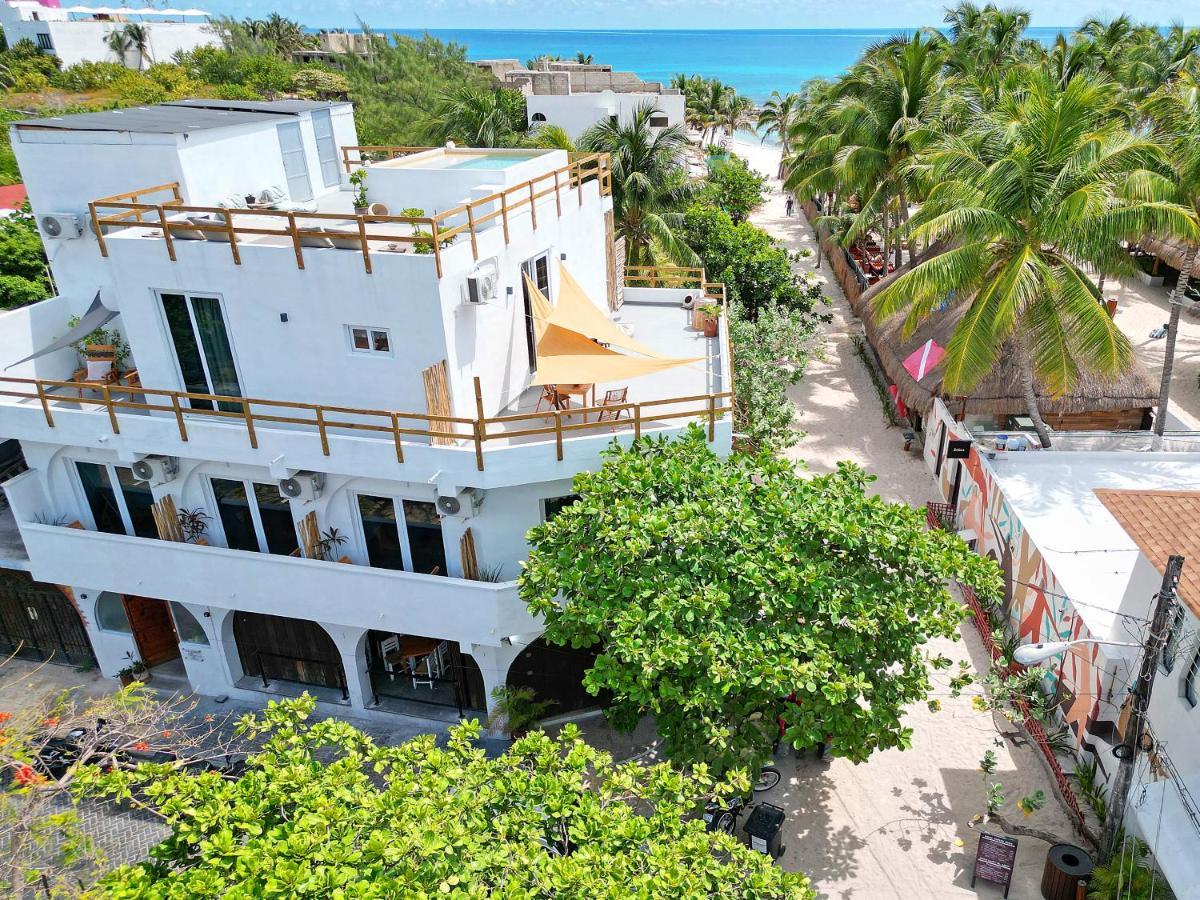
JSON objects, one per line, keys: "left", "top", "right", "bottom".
{"left": 75, "top": 462, "right": 158, "bottom": 539}
{"left": 311, "top": 108, "right": 340, "bottom": 188}
{"left": 649, "top": 115, "right": 669, "bottom": 127}
{"left": 347, "top": 326, "right": 391, "bottom": 355}
{"left": 169, "top": 602, "right": 209, "bottom": 645}
{"left": 1162, "top": 606, "right": 1187, "bottom": 674}
{"left": 35, "top": 33, "right": 53, "bottom": 51}
{"left": 210, "top": 478, "right": 299, "bottom": 556}
{"left": 356, "top": 495, "right": 447, "bottom": 575}
{"left": 1185, "top": 648, "right": 1200, "bottom": 708}
{"left": 95, "top": 593, "right": 131, "bottom": 633}
{"left": 521, "top": 252, "right": 551, "bottom": 371}
{"left": 160, "top": 293, "right": 242, "bottom": 412}
{"left": 531, "top": 112, "right": 547, "bottom": 122}
{"left": 542, "top": 494, "right": 580, "bottom": 522}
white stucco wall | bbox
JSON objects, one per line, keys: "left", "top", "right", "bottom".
{"left": 527, "top": 91, "right": 686, "bottom": 140}
{"left": 3, "top": 19, "right": 216, "bottom": 68}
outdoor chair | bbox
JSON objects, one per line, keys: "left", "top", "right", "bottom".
{"left": 69, "top": 344, "right": 119, "bottom": 397}
{"left": 535, "top": 385, "right": 570, "bottom": 416}
{"left": 596, "top": 387, "right": 629, "bottom": 428}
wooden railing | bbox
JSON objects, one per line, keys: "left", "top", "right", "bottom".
{"left": 0, "top": 375, "right": 731, "bottom": 473}
{"left": 88, "top": 151, "right": 612, "bottom": 281}
{"left": 340, "top": 145, "right": 429, "bottom": 170}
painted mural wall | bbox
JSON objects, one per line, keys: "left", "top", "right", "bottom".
{"left": 925, "top": 400, "right": 1117, "bottom": 747}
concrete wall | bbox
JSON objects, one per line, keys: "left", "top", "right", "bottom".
{"left": 4, "top": 19, "right": 216, "bottom": 68}
{"left": 0, "top": 294, "right": 78, "bottom": 381}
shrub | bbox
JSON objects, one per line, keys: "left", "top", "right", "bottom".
{"left": 291, "top": 67, "right": 349, "bottom": 99}
{"left": 0, "top": 274, "right": 48, "bottom": 310}
{"left": 53, "top": 60, "right": 126, "bottom": 91}
{"left": 701, "top": 154, "right": 766, "bottom": 223}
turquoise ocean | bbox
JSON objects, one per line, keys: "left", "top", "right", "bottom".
{"left": 385, "top": 28, "right": 1076, "bottom": 102}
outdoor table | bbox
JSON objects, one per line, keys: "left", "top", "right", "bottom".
{"left": 553, "top": 383, "right": 596, "bottom": 420}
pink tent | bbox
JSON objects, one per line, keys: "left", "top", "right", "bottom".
{"left": 902, "top": 339, "right": 945, "bottom": 382}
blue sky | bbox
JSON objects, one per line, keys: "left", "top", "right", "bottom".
{"left": 197, "top": 1, "right": 1194, "bottom": 31}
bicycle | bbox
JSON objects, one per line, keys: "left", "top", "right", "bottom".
{"left": 703, "top": 794, "right": 747, "bottom": 835}
{"left": 754, "top": 764, "right": 782, "bottom": 792}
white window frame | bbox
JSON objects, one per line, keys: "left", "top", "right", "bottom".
{"left": 354, "top": 493, "right": 415, "bottom": 571}
{"left": 345, "top": 325, "right": 392, "bottom": 356}
{"left": 156, "top": 290, "right": 243, "bottom": 403}
{"left": 72, "top": 460, "right": 141, "bottom": 536}
{"left": 207, "top": 476, "right": 298, "bottom": 555}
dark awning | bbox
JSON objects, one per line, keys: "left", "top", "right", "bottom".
{"left": 6, "top": 292, "right": 117, "bottom": 370}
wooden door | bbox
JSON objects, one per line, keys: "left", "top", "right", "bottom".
{"left": 123, "top": 596, "right": 180, "bottom": 667}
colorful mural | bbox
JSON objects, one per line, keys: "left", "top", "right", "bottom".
{"left": 925, "top": 401, "right": 1116, "bottom": 745}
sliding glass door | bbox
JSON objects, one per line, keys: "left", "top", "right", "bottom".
{"left": 160, "top": 293, "right": 242, "bottom": 412}
{"left": 210, "top": 478, "right": 299, "bottom": 556}
{"left": 75, "top": 462, "right": 158, "bottom": 539}
{"left": 356, "top": 495, "right": 446, "bottom": 575}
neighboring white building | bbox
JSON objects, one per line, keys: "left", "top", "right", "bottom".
{"left": 0, "top": 2, "right": 216, "bottom": 68}
{"left": 922, "top": 398, "right": 1200, "bottom": 892}
{"left": 0, "top": 99, "right": 731, "bottom": 725}
{"left": 474, "top": 59, "right": 687, "bottom": 140}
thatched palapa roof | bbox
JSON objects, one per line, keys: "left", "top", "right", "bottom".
{"left": 1141, "top": 235, "right": 1197, "bottom": 273}
{"left": 861, "top": 300, "right": 1159, "bottom": 417}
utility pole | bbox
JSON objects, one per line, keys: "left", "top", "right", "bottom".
{"left": 1101, "top": 554, "right": 1184, "bottom": 863}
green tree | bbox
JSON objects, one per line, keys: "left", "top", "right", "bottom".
{"left": 702, "top": 154, "right": 766, "bottom": 223}
{"left": 425, "top": 84, "right": 526, "bottom": 147}
{"left": 0, "top": 204, "right": 50, "bottom": 309}
{"left": 520, "top": 429, "right": 1001, "bottom": 771}
{"left": 581, "top": 104, "right": 699, "bottom": 266}
{"left": 1143, "top": 70, "right": 1200, "bottom": 442}
{"left": 681, "top": 204, "right": 805, "bottom": 315}
{"left": 81, "top": 696, "right": 814, "bottom": 898}
{"left": 104, "top": 27, "right": 133, "bottom": 68}
{"left": 756, "top": 90, "right": 800, "bottom": 176}
{"left": 873, "top": 72, "right": 1197, "bottom": 448}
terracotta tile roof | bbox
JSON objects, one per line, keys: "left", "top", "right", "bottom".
{"left": 0, "top": 185, "right": 26, "bottom": 211}
{"left": 1095, "top": 489, "right": 1200, "bottom": 617}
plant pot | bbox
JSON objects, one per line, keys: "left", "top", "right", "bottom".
{"left": 353, "top": 206, "right": 369, "bottom": 216}
{"left": 119, "top": 671, "right": 150, "bottom": 687}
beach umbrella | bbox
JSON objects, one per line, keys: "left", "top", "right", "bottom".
{"left": 902, "top": 339, "right": 945, "bottom": 381}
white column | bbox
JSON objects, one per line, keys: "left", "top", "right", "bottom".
{"left": 325, "top": 624, "right": 373, "bottom": 711}
{"left": 468, "top": 642, "right": 523, "bottom": 730}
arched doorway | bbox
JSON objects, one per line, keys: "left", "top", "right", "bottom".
{"left": 507, "top": 637, "right": 603, "bottom": 715}
{"left": 365, "top": 631, "right": 486, "bottom": 715}
{"left": 232, "top": 612, "right": 346, "bottom": 699}
{"left": 0, "top": 572, "right": 94, "bottom": 667}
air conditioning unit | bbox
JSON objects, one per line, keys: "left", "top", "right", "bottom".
{"left": 130, "top": 455, "right": 177, "bottom": 485}
{"left": 436, "top": 487, "right": 482, "bottom": 518}
{"left": 465, "top": 270, "right": 498, "bottom": 305}
{"left": 278, "top": 471, "right": 324, "bottom": 504}
{"left": 39, "top": 213, "right": 84, "bottom": 240}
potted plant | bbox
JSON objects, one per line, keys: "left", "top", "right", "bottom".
{"left": 694, "top": 302, "right": 720, "bottom": 337}
{"left": 489, "top": 685, "right": 554, "bottom": 738}
{"left": 316, "top": 526, "right": 348, "bottom": 561}
{"left": 117, "top": 656, "right": 150, "bottom": 687}
{"left": 176, "top": 507, "right": 210, "bottom": 544}
{"left": 350, "top": 168, "right": 369, "bottom": 215}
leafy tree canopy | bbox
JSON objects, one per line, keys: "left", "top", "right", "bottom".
{"left": 0, "top": 204, "right": 50, "bottom": 309}
{"left": 81, "top": 697, "right": 814, "bottom": 899}
{"left": 681, "top": 204, "right": 807, "bottom": 316}
{"left": 521, "top": 429, "right": 1001, "bottom": 771}
{"left": 701, "top": 154, "right": 766, "bottom": 223}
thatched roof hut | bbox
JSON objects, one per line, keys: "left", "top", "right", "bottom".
{"left": 861, "top": 300, "right": 1159, "bottom": 424}
{"left": 1141, "top": 235, "right": 1196, "bottom": 273}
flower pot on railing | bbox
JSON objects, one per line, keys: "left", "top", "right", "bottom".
{"left": 692, "top": 303, "right": 719, "bottom": 336}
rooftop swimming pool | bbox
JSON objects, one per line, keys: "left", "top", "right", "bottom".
{"left": 387, "top": 151, "right": 545, "bottom": 171}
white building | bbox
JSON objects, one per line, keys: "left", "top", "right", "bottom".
{"left": 474, "top": 59, "right": 687, "bottom": 141}
{"left": 0, "top": 2, "right": 216, "bottom": 69}
{"left": 0, "top": 99, "right": 732, "bottom": 725}
{"left": 922, "top": 399, "right": 1200, "bottom": 890}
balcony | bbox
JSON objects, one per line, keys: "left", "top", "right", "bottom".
{"left": 0, "top": 272, "right": 732, "bottom": 489}
{"left": 5, "top": 471, "right": 536, "bottom": 648}
{"left": 88, "top": 151, "right": 612, "bottom": 279}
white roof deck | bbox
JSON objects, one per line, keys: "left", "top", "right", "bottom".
{"left": 985, "top": 452, "right": 1200, "bottom": 637}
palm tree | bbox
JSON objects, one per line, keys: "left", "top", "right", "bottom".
{"left": 580, "top": 104, "right": 699, "bottom": 266}
{"left": 719, "top": 91, "right": 753, "bottom": 142}
{"left": 426, "top": 86, "right": 524, "bottom": 148}
{"left": 523, "top": 123, "right": 576, "bottom": 151}
{"left": 872, "top": 72, "right": 1196, "bottom": 448}
{"left": 575, "top": 52, "right": 593, "bottom": 65}
{"left": 105, "top": 27, "right": 132, "bottom": 68}
{"left": 122, "top": 23, "right": 152, "bottom": 71}
{"left": 757, "top": 91, "right": 799, "bottom": 175}
{"left": 1143, "top": 71, "right": 1200, "bottom": 442}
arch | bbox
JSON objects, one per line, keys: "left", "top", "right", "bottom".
{"left": 169, "top": 602, "right": 208, "bottom": 645}
{"left": 530, "top": 112, "right": 547, "bottom": 123}
{"left": 232, "top": 611, "right": 346, "bottom": 697}
{"left": 506, "top": 637, "right": 602, "bottom": 715}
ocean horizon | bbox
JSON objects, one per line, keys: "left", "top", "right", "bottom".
{"left": 380, "top": 27, "right": 1109, "bottom": 101}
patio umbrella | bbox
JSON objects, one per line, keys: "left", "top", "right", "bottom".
{"left": 902, "top": 339, "right": 945, "bottom": 382}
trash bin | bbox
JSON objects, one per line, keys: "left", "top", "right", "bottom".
{"left": 743, "top": 802, "right": 785, "bottom": 858}
{"left": 1040, "top": 843, "right": 1093, "bottom": 900}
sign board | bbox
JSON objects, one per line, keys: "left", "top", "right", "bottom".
{"left": 946, "top": 439, "right": 972, "bottom": 459}
{"left": 971, "top": 831, "right": 1018, "bottom": 898}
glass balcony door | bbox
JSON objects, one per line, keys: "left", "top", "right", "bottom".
{"left": 355, "top": 495, "right": 447, "bottom": 576}
{"left": 74, "top": 462, "right": 157, "bottom": 539}
{"left": 210, "top": 478, "right": 300, "bottom": 556}
{"left": 159, "top": 293, "right": 242, "bottom": 412}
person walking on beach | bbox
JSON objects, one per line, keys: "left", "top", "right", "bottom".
{"left": 784, "top": 196, "right": 795, "bottom": 217}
